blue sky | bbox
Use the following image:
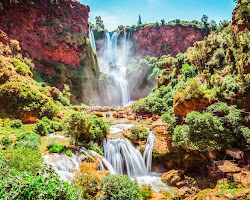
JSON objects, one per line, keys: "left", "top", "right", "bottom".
{"left": 80, "top": 0, "right": 236, "bottom": 31}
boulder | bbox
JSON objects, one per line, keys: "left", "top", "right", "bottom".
{"left": 161, "top": 170, "right": 184, "bottom": 187}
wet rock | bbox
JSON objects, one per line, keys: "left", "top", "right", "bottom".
{"left": 161, "top": 170, "right": 184, "bottom": 187}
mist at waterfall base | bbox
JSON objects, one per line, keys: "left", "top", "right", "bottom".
{"left": 89, "top": 30, "right": 133, "bottom": 106}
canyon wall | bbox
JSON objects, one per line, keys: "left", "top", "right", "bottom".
{"left": 0, "top": 0, "right": 100, "bottom": 103}
{"left": 132, "top": 26, "right": 205, "bottom": 57}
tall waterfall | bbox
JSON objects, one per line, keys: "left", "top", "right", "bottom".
{"left": 103, "top": 132, "right": 156, "bottom": 177}
{"left": 89, "top": 29, "right": 96, "bottom": 52}
{"left": 99, "top": 31, "right": 131, "bottom": 106}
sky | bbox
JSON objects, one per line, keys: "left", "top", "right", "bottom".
{"left": 80, "top": 0, "right": 236, "bottom": 31}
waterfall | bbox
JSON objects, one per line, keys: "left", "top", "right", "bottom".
{"left": 103, "top": 131, "right": 155, "bottom": 177}
{"left": 143, "top": 132, "right": 156, "bottom": 172}
{"left": 98, "top": 31, "right": 131, "bottom": 106}
{"left": 89, "top": 29, "right": 96, "bottom": 52}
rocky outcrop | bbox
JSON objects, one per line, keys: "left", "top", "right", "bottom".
{"left": 132, "top": 26, "right": 204, "bottom": 57}
{"left": 0, "top": 0, "right": 100, "bottom": 103}
{"left": 174, "top": 98, "right": 213, "bottom": 121}
{"left": 232, "top": 0, "right": 250, "bottom": 32}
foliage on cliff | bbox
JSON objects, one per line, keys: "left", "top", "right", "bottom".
{"left": 132, "top": 7, "right": 250, "bottom": 152}
{"left": 0, "top": 31, "right": 72, "bottom": 120}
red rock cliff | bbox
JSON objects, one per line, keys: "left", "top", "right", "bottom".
{"left": 132, "top": 26, "right": 205, "bottom": 57}
{"left": 0, "top": 0, "right": 100, "bottom": 103}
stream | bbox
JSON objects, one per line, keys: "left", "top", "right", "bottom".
{"left": 42, "top": 123, "right": 178, "bottom": 194}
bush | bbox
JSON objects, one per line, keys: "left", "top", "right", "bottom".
{"left": 0, "top": 136, "right": 13, "bottom": 148}
{"left": 12, "top": 58, "right": 32, "bottom": 76}
{"left": 86, "top": 141, "right": 104, "bottom": 156}
{"left": 33, "top": 119, "right": 50, "bottom": 136}
{"left": 100, "top": 174, "right": 140, "bottom": 200}
{"left": 33, "top": 117, "right": 62, "bottom": 136}
{"left": 140, "top": 185, "right": 153, "bottom": 200}
{"left": 1, "top": 146, "right": 43, "bottom": 173}
{"left": 40, "top": 101, "right": 59, "bottom": 119}
{"left": 49, "top": 144, "right": 65, "bottom": 154}
{"left": 161, "top": 109, "right": 177, "bottom": 133}
{"left": 10, "top": 119, "right": 23, "bottom": 128}
{"left": 63, "top": 111, "right": 108, "bottom": 145}
{"left": 129, "top": 126, "right": 149, "bottom": 142}
{"left": 0, "top": 165, "right": 81, "bottom": 200}
{"left": 15, "top": 132, "right": 41, "bottom": 150}
{"left": 66, "top": 150, "right": 72, "bottom": 157}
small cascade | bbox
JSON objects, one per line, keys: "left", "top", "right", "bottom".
{"left": 143, "top": 132, "right": 156, "bottom": 172}
{"left": 103, "top": 138, "right": 147, "bottom": 177}
{"left": 103, "top": 128, "right": 155, "bottom": 177}
{"left": 89, "top": 29, "right": 96, "bottom": 52}
{"left": 44, "top": 153, "right": 82, "bottom": 181}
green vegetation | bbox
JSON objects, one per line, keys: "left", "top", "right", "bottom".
{"left": 140, "top": 185, "right": 153, "bottom": 200}
{"left": 128, "top": 126, "right": 149, "bottom": 142}
{"left": 100, "top": 174, "right": 140, "bottom": 200}
{"left": 63, "top": 110, "right": 109, "bottom": 145}
{"left": 66, "top": 149, "right": 72, "bottom": 157}
{"left": 173, "top": 102, "right": 250, "bottom": 151}
{"left": 33, "top": 117, "right": 62, "bottom": 136}
{"left": 10, "top": 119, "right": 23, "bottom": 128}
{"left": 49, "top": 144, "right": 65, "bottom": 154}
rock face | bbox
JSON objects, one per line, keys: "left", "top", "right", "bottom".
{"left": 0, "top": 0, "right": 100, "bottom": 103}
{"left": 232, "top": 0, "right": 250, "bottom": 32}
{"left": 132, "top": 26, "right": 204, "bottom": 57}
{"left": 174, "top": 98, "right": 213, "bottom": 121}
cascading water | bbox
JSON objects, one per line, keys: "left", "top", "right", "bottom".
{"left": 103, "top": 129, "right": 156, "bottom": 177}
{"left": 98, "top": 31, "right": 131, "bottom": 106}
{"left": 88, "top": 29, "right": 96, "bottom": 52}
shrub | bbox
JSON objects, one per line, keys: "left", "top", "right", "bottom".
{"left": 86, "top": 141, "right": 104, "bottom": 156}
{"left": 130, "top": 126, "right": 149, "bottom": 142}
{"left": 74, "top": 173, "right": 100, "bottom": 199}
{"left": 12, "top": 58, "right": 32, "bottom": 76}
{"left": 0, "top": 136, "right": 13, "bottom": 148}
{"left": 40, "top": 101, "right": 59, "bottom": 119}
{"left": 34, "top": 117, "right": 62, "bottom": 136}
{"left": 100, "top": 174, "right": 140, "bottom": 200}
{"left": 180, "top": 64, "right": 196, "bottom": 80}
{"left": 63, "top": 111, "right": 108, "bottom": 145}
{"left": 140, "top": 185, "right": 153, "bottom": 200}
{"left": 1, "top": 146, "right": 43, "bottom": 173}
{"left": 15, "top": 132, "right": 41, "bottom": 150}
{"left": 9, "top": 40, "right": 21, "bottom": 55}
{"left": 49, "top": 144, "right": 65, "bottom": 154}
{"left": 66, "top": 150, "right": 72, "bottom": 157}
{"left": 33, "top": 119, "right": 50, "bottom": 136}
{"left": 0, "top": 165, "right": 81, "bottom": 200}
{"left": 10, "top": 119, "right": 23, "bottom": 128}
{"left": 161, "top": 109, "right": 177, "bottom": 133}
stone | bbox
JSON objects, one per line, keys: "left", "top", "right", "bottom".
{"left": 161, "top": 170, "right": 184, "bottom": 187}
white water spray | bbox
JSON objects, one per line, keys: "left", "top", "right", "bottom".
{"left": 98, "top": 31, "right": 132, "bottom": 106}
{"left": 103, "top": 128, "right": 156, "bottom": 177}
{"left": 89, "top": 29, "right": 96, "bottom": 52}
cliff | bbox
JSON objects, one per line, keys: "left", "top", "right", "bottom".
{"left": 132, "top": 25, "right": 205, "bottom": 57}
{"left": 0, "top": 0, "right": 100, "bottom": 103}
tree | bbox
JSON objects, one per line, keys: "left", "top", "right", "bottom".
{"left": 201, "top": 15, "right": 209, "bottom": 28}
{"left": 138, "top": 15, "right": 142, "bottom": 25}
{"left": 161, "top": 19, "right": 165, "bottom": 26}
{"left": 95, "top": 16, "right": 105, "bottom": 31}
{"left": 209, "top": 20, "right": 217, "bottom": 30}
